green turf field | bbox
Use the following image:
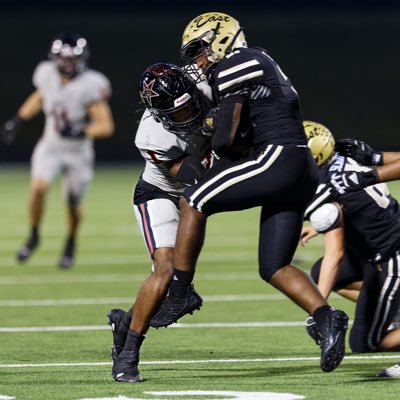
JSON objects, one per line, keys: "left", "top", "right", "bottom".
{"left": 1, "top": 165, "right": 400, "bottom": 400}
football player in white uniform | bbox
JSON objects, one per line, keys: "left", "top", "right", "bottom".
{"left": 108, "top": 63, "right": 213, "bottom": 383}
{"left": 0, "top": 32, "right": 114, "bottom": 268}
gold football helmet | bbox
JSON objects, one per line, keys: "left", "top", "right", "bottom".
{"left": 304, "top": 121, "right": 335, "bottom": 166}
{"left": 181, "top": 12, "right": 247, "bottom": 67}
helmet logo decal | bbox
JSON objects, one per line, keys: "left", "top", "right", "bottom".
{"left": 141, "top": 79, "right": 159, "bottom": 106}
{"left": 194, "top": 14, "right": 230, "bottom": 28}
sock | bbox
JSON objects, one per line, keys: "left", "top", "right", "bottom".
{"left": 64, "top": 236, "right": 75, "bottom": 257}
{"left": 169, "top": 268, "right": 194, "bottom": 297}
{"left": 313, "top": 305, "right": 331, "bottom": 326}
{"left": 123, "top": 329, "right": 145, "bottom": 353}
{"left": 26, "top": 226, "right": 39, "bottom": 248}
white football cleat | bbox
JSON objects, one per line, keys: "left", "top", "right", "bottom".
{"left": 377, "top": 363, "right": 400, "bottom": 377}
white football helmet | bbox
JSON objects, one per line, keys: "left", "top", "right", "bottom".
{"left": 181, "top": 12, "right": 247, "bottom": 80}
{"left": 304, "top": 121, "right": 335, "bottom": 167}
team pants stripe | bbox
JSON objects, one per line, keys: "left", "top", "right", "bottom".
{"left": 189, "top": 145, "right": 283, "bottom": 212}
{"left": 138, "top": 203, "right": 156, "bottom": 256}
{"left": 368, "top": 254, "right": 400, "bottom": 349}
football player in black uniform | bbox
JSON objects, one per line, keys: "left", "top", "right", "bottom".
{"left": 147, "top": 12, "right": 349, "bottom": 375}
{"left": 327, "top": 137, "right": 400, "bottom": 377}
{"left": 301, "top": 122, "right": 400, "bottom": 365}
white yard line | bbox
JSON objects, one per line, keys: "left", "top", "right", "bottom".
{"left": 0, "top": 272, "right": 259, "bottom": 285}
{"left": 0, "top": 293, "right": 291, "bottom": 307}
{"left": 0, "top": 355, "right": 399, "bottom": 369}
{"left": 0, "top": 320, "right": 350, "bottom": 332}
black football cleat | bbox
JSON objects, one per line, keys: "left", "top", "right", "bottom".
{"left": 112, "top": 349, "right": 142, "bottom": 383}
{"left": 316, "top": 308, "right": 348, "bottom": 373}
{"left": 149, "top": 284, "right": 203, "bottom": 328}
{"left": 16, "top": 235, "right": 39, "bottom": 263}
{"left": 107, "top": 309, "right": 131, "bottom": 360}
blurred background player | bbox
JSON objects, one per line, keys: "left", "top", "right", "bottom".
{"left": 109, "top": 63, "right": 213, "bottom": 383}
{"left": 301, "top": 121, "right": 400, "bottom": 358}
{"left": 148, "top": 11, "right": 349, "bottom": 376}
{"left": 0, "top": 32, "right": 114, "bottom": 269}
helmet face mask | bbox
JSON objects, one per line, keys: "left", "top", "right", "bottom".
{"left": 49, "top": 33, "right": 89, "bottom": 78}
{"left": 139, "top": 63, "right": 203, "bottom": 138}
{"left": 181, "top": 12, "right": 247, "bottom": 81}
{"left": 304, "top": 121, "right": 336, "bottom": 167}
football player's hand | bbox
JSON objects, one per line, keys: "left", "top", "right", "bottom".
{"left": 335, "top": 138, "right": 383, "bottom": 166}
{"left": 202, "top": 106, "right": 220, "bottom": 137}
{"left": 1, "top": 115, "right": 22, "bottom": 145}
{"left": 329, "top": 170, "right": 379, "bottom": 195}
{"left": 60, "top": 124, "right": 85, "bottom": 139}
{"left": 299, "top": 226, "right": 318, "bottom": 247}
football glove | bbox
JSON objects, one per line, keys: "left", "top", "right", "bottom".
{"left": 1, "top": 115, "right": 22, "bottom": 145}
{"left": 202, "top": 106, "right": 220, "bottom": 137}
{"left": 60, "top": 124, "right": 86, "bottom": 139}
{"left": 335, "top": 138, "right": 383, "bottom": 166}
{"left": 330, "top": 170, "right": 379, "bottom": 195}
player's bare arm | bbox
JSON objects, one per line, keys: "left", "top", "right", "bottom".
{"left": 84, "top": 100, "right": 114, "bottom": 138}
{"left": 18, "top": 90, "right": 43, "bottom": 120}
{"left": 317, "top": 212, "right": 345, "bottom": 300}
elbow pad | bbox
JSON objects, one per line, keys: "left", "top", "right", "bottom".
{"left": 175, "top": 156, "right": 206, "bottom": 185}
{"left": 309, "top": 203, "right": 340, "bottom": 233}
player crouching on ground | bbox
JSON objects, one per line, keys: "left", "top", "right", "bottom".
{"left": 301, "top": 121, "right": 400, "bottom": 358}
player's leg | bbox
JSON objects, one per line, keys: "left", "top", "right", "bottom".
{"left": 58, "top": 151, "right": 93, "bottom": 268}
{"left": 112, "top": 198, "right": 188, "bottom": 382}
{"left": 17, "top": 141, "right": 59, "bottom": 262}
{"left": 351, "top": 254, "right": 400, "bottom": 353}
{"left": 259, "top": 207, "right": 348, "bottom": 372}
{"left": 149, "top": 197, "right": 205, "bottom": 328}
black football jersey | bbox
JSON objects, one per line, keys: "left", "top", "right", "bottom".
{"left": 305, "top": 153, "right": 400, "bottom": 262}
{"left": 209, "top": 47, "right": 306, "bottom": 151}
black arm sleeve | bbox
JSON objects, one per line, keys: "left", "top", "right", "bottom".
{"left": 175, "top": 156, "right": 206, "bottom": 185}
{"left": 212, "top": 95, "right": 245, "bottom": 157}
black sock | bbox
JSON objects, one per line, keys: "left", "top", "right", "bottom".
{"left": 26, "top": 227, "right": 39, "bottom": 248}
{"left": 169, "top": 268, "right": 194, "bottom": 297}
{"left": 313, "top": 305, "right": 331, "bottom": 325}
{"left": 123, "top": 329, "right": 145, "bottom": 353}
{"left": 64, "top": 236, "right": 75, "bottom": 257}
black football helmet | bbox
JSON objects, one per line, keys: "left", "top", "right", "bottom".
{"left": 49, "top": 32, "right": 90, "bottom": 78}
{"left": 139, "top": 63, "right": 203, "bottom": 137}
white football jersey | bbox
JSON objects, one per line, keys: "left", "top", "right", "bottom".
{"left": 135, "top": 110, "right": 189, "bottom": 196}
{"left": 33, "top": 60, "right": 111, "bottom": 151}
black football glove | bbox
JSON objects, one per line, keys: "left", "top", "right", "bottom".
{"left": 335, "top": 138, "right": 383, "bottom": 166}
{"left": 1, "top": 115, "right": 22, "bottom": 145}
{"left": 202, "top": 106, "right": 220, "bottom": 137}
{"left": 60, "top": 124, "right": 86, "bottom": 139}
{"left": 330, "top": 170, "right": 379, "bottom": 195}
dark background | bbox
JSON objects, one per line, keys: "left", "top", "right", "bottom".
{"left": 1, "top": 0, "right": 399, "bottom": 163}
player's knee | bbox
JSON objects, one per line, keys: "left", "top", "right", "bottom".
{"left": 258, "top": 263, "right": 282, "bottom": 282}
{"left": 153, "top": 250, "right": 175, "bottom": 283}
{"left": 349, "top": 328, "right": 371, "bottom": 353}
{"left": 31, "top": 180, "right": 49, "bottom": 197}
